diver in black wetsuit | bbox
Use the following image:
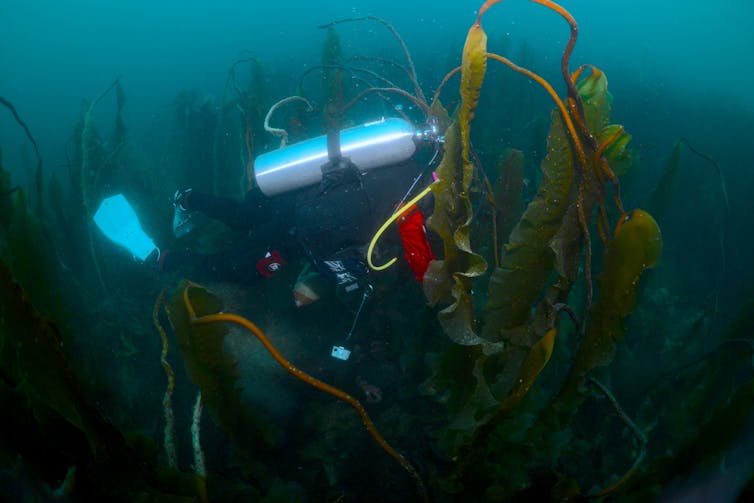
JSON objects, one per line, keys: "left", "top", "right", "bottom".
{"left": 159, "top": 117, "right": 440, "bottom": 309}
{"left": 160, "top": 157, "right": 433, "bottom": 292}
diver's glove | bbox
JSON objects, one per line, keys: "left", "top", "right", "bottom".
{"left": 172, "top": 188, "right": 194, "bottom": 238}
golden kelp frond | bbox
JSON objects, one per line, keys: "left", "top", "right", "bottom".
{"left": 459, "top": 22, "right": 487, "bottom": 175}
{"left": 573, "top": 65, "right": 611, "bottom": 134}
{"left": 483, "top": 108, "right": 576, "bottom": 340}
{"left": 564, "top": 209, "right": 662, "bottom": 404}
{"left": 168, "top": 281, "right": 283, "bottom": 465}
{"left": 424, "top": 15, "right": 491, "bottom": 346}
{"left": 497, "top": 327, "right": 558, "bottom": 416}
{"left": 426, "top": 121, "right": 489, "bottom": 346}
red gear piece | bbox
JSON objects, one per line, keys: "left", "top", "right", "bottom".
{"left": 397, "top": 205, "right": 434, "bottom": 282}
{"left": 256, "top": 250, "right": 286, "bottom": 278}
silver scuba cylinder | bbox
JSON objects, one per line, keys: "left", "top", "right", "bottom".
{"left": 253, "top": 117, "right": 417, "bottom": 196}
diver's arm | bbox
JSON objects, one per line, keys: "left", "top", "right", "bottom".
{"left": 158, "top": 235, "right": 284, "bottom": 283}
{"left": 180, "top": 189, "right": 268, "bottom": 231}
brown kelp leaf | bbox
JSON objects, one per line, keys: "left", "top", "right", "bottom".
{"left": 483, "top": 109, "right": 575, "bottom": 339}
{"left": 497, "top": 327, "right": 557, "bottom": 415}
{"left": 482, "top": 66, "right": 629, "bottom": 415}
{"left": 428, "top": 121, "right": 488, "bottom": 345}
{"left": 169, "top": 282, "right": 282, "bottom": 459}
{"left": 479, "top": 61, "right": 632, "bottom": 412}
{"left": 423, "top": 20, "right": 489, "bottom": 345}
{"left": 577, "top": 66, "right": 611, "bottom": 133}
{"left": 527, "top": 210, "right": 661, "bottom": 478}
{"left": 429, "top": 99, "right": 452, "bottom": 133}
{"left": 459, "top": 22, "right": 487, "bottom": 167}
{"left": 438, "top": 278, "right": 481, "bottom": 346}
{"left": 493, "top": 149, "right": 525, "bottom": 254}
{"left": 574, "top": 209, "right": 662, "bottom": 375}
{"left": 428, "top": 122, "right": 464, "bottom": 259}
{"left": 423, "top": 259, "right": 451, "bottom": 307}
{"left": 598, "top": 124, "right": 632, "bottom": 177}
{"left": 436, "top": 353, "right": 499, "bottom": 456}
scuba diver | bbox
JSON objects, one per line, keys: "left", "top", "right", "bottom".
{"left": 159, "top": 117, "right": 439, "bottom": 309}
{"left": 93, "top": 115, "right": 440, "bottom": 360}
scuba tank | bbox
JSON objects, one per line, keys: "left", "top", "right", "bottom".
{"left": 254, "top": 117, "right": 417, "bottom": 196}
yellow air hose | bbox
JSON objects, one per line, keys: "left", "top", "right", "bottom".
{"left": 367, "top": 183, "right": 434, "bottom": 271}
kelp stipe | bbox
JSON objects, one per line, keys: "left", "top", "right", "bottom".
{"left": 321, "top": 27, "right": 347, "bottom": 131}
{"left": 0, "top": 96, "right": 43, "bottom": 216}
{"left": 79, "top": 79, "right": 121, "bottom": 292}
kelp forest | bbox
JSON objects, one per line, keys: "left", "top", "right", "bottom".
{"left": 1, "top": 0, "right": 751, "bottom": 501}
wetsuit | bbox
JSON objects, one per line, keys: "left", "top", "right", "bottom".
{"left": 162, "top": 158, "right": 431, "bottom": 286}
{"left": 295, "top": 158, "right": 431, "bottom": 290}
{"left": 160, "top": 188, "right": 297, "bottom": 283}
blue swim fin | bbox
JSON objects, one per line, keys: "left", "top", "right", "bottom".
{"left": 93, "top": 194, "right": 159, "bottom": 262}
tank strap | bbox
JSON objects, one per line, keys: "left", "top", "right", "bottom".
{"left": 322, "top": 129, "right": 352, "bottom": 174}
{"left": 327, "top": 128, "right": 341, "bottom": 162}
